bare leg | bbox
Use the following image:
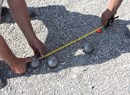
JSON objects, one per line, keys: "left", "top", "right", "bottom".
{"left": 0, "top": 35, "right": 32, "bottom": 74}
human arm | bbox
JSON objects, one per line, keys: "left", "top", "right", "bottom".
{"left": 7, "top": 0, "right": 44, "bottom": 57}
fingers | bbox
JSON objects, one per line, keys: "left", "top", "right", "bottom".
{"left": 10, "top": 58, "right": 33, "bottom": 75}
{"left": 34, "top": 49, "right": 40, "bottom": 57}
{"left": 101, "top": 9, "right": 112, "bottom": 26}
{"left": 29, "top": 39, "right": 45, "bottom": 57}
{"left": 24, "top": 57, "right": 33, "bottom": 64}
{"left": 101, "top": 19, "right": 108, "bottom": 26}
{"left": 17, "top": 69, "right": 26, "bottom": 75}
{"left": 101, "top": 13, "right": 108, "bottom": 26}
{"left": 39, "top": 46, "right": 45, "bottom": 57}
{"left": 11, "top": 66, "right": 25, "bottom": 75}
{"left": 33, "top": 46, "right": 45, "bottom": 57}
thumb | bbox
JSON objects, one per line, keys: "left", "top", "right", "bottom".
{"left": 102, "top": 20, "right": 108, "bottom": 26}
{"left": 39, "top": 47, "right": 45, "bottom": 57}
{"left": 40, "top": 50, "right": 44, "bottom": 57}
{"left": 24, "top": 57, "right": 33, "bottom": 64}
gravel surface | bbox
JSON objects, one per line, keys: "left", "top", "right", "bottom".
{"left": 0, "top": 0, "right": 130, "bottom": 95}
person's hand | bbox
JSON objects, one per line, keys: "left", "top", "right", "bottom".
{"left": 29, "top": 37, "right": 45, "bottom": 57}
{"left": 101, "top": 9, "right": 115, "bottom": 25}
{"left": 10, "top": 57, "right": 33, "bottom": 74}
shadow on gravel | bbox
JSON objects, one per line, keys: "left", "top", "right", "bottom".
{"left": 0, "top": 5, "right": 130, "bottom": 79}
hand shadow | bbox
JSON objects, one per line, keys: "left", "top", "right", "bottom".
{"left": 0, "top": 5, "right": 130, "bottom": 79}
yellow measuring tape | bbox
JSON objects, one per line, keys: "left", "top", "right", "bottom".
{"left": 39, "top": 25, "right": 104, "bottom": 60}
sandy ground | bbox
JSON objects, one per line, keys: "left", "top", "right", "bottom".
{"left": 0, "top": 0, "right": 130, "bottom": 95}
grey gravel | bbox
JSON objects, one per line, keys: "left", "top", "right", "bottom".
{"left": 0, "top": 0, "right": 130, "bottom": 95}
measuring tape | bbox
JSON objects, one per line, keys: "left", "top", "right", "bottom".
{"left": 39, "top": 25, "right": 104, "bottom": 60}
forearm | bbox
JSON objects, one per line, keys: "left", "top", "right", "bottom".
{"left": 7, "top": 0, "right": 37, "bottom": 43}
{"left": 0, "top": 35, "right": 17, "bottom": 65}
{"left": 107, "top": 0, "right": 123, "bottom": 14}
